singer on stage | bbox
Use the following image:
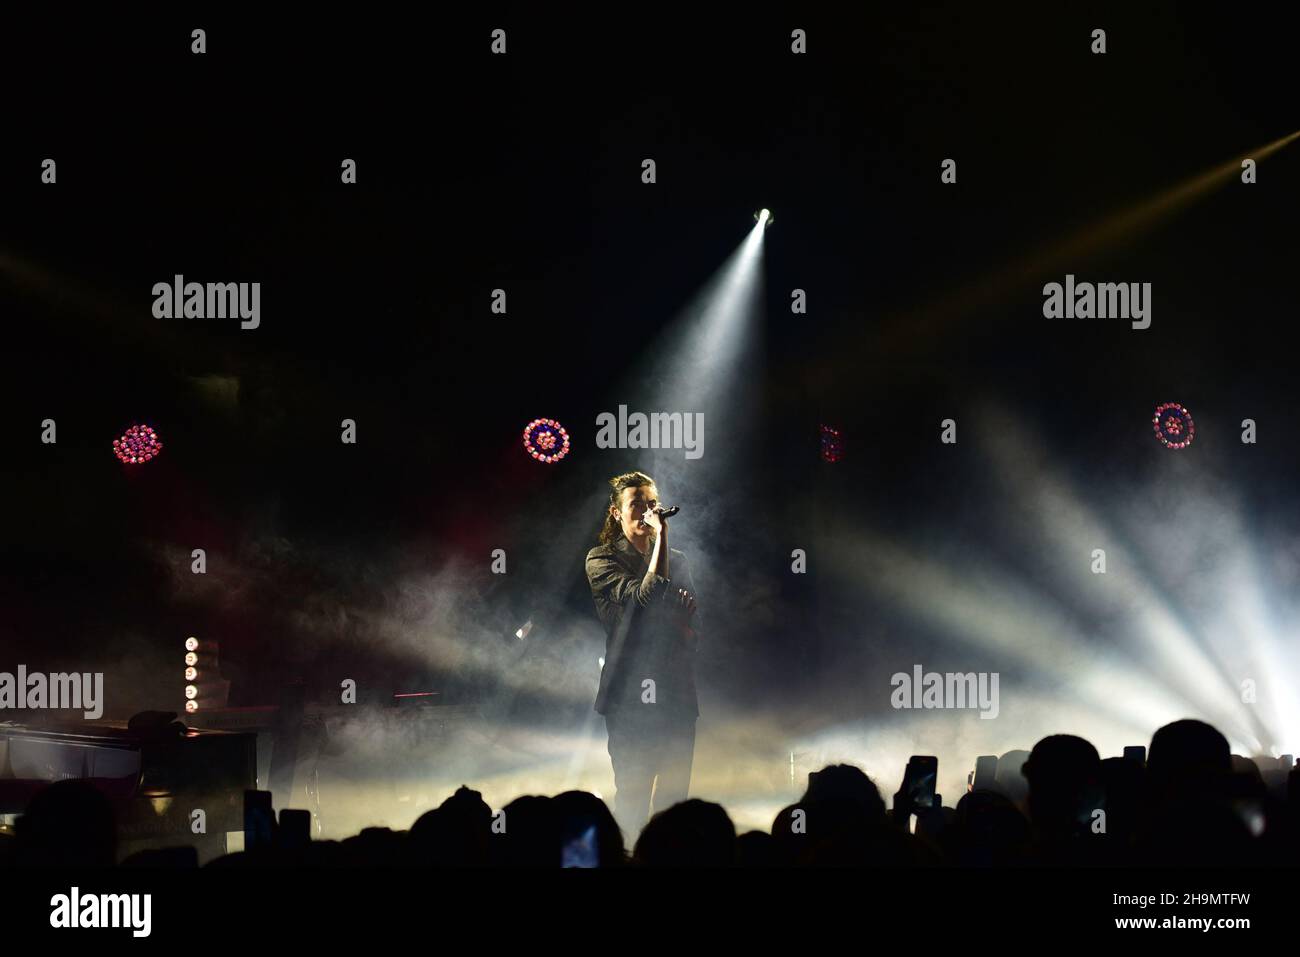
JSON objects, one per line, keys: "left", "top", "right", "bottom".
{"left": 585, "top": 470, "right": 700, "bottom": 841}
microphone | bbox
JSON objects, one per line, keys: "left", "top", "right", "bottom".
{"left": 640, "top": 505, "right": 680, "bottom": 527}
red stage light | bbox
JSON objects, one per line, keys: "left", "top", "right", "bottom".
{"left": 522, "top": 418, "right": 571, "bottom": 464}
{"left": 819, "top": 424, "right": 844, "bottom": 463}
{"left": 112, "top": 424, "right": 163, "bottom": 464}
{"left": 1153, "top": 402, "right": 1195, "bottom": 449}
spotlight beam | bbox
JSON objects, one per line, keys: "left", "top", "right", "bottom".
{"left": 977, "top": 401, "right": 1288, "bottom": 752}
{"left": 796, "top": 130, "right": 1300, "bottom": 377}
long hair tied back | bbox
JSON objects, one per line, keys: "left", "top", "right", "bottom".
{"left": 598, "top": 471, "right": 656, "bottom": 544}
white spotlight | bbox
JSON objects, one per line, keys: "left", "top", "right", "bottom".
{"left": 754, "top": 208, "right": 773, "bottom": 227}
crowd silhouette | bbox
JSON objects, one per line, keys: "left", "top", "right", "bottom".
{"left": 2, "top": 719, "right": 1295, "bottom": 868}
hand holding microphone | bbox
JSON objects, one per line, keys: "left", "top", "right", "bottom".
{"left": 641, "top": 504, "right": 680, "bottom": 531}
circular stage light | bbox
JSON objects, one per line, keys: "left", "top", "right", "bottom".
{"left": 819, "top": 424, "right": 844, "bottom": 463}
{"left": 185, "top": 637, "right": 199, "bottom": 652}
{"left": 112, "top": 424, "right": 163, "bottom": 464}
{"left": 185, "top": 667, "right": 197, "bottom": 681}
{"left": 754, "top": 208, "right": 774, "bottom": 227}
{"left": 522, "top": 418, "right": 571, "bottom": 464}
{"left": 184, "top": 684, "right": 198, "bottom": 700}
{"left": 185, "top": 700, "right": 198, "bottom": 714}
{"left": 185, "top": 652, "right": 197, "bottom": 667}
{"left": 1153, "top": 402, "right": 1195, "bottom": 449}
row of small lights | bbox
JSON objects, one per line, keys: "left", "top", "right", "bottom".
{"left": 183, "top": 636, "right": 200, "bottom": 713}
{"left": 117, "top": 400, "right": 1190, "bottom": 478}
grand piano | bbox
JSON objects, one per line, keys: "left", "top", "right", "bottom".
{"left": 0, "top": 716, "right": 256, "bottom": 862}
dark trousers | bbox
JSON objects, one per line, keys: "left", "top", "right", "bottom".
{"left": 604, "top": 705, "right": 697, "bottom": 842}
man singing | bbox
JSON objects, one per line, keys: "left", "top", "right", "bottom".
{"left": 585, "top": 470, "right": 699, "bottom": 841}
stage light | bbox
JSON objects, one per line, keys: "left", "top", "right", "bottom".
{"left": 819, "top": 424, "right": 844, "bottom": 463}
{"left": 754, "top": 208, "right": 773, "bottom": 227}
{"left": 855, "top": 130, "right": 1300, "bottom": 363}
{"left": 185, "top": 700, "right": 198, "bottom": 714}
{"left": 184, "top": 651, "right": 197, "bottom": 667}
{"left": 185, "top": 637, "right": 198, "bottom": 651}
{"left": 1153, "top": 402, "right": 1195, "bottom": 449}
{"left": 184, "top": 685, "right": 198, "bottom": 700}
{"left": 112, "top": 423, "right": 163, "bottom": 464}
{"left": 522, "top": 418, "right": 571, "bottom": 464}
{"left": 185, "top": 666, "right": 197, "bottom": 681}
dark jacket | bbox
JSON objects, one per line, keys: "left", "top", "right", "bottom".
{"left": 585, "top": 535, "right": 699, "bottom": 717}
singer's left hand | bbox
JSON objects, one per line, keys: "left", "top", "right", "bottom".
{"left": 675, "top": 587, "right": 696, "bottom": 617}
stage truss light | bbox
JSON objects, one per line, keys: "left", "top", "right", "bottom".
{"left": 754, "top": 208, "right": 774, "bottom": 228}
